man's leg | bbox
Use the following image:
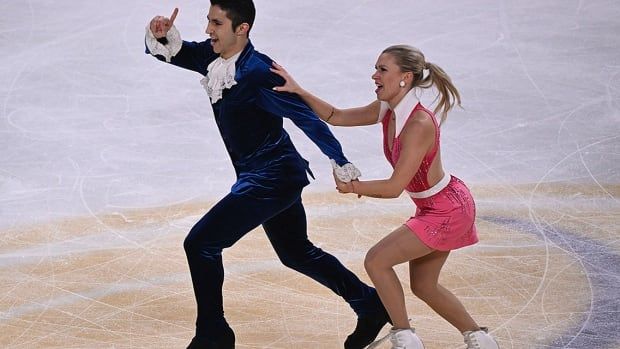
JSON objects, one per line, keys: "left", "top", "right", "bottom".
{"left": 262, "top": 196, "right": 390, "bottom": 348}
{"left": 184, "top": 191, "right": 299, "bottom": 346}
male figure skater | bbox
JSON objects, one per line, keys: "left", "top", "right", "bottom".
{"left": 145, "top": 1, "right": 389, "bottom": 348}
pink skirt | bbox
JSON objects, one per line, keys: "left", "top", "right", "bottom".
{"left": 405, "top": 176, "right": 478, "bottom": 251}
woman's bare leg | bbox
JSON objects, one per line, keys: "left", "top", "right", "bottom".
{"left": 409, "top": 251, "right": 479, "bottom": 332}
{"left": 364, "top": 225, "right": 433, "bottom": 329}
{"left": 364, "top": 224, "right": 481, "bottom": 333}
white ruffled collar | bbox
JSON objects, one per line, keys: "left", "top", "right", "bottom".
{"left": 200, "top": 51, "right": 242, "bottom": 103}
{"left": 392, "top": 88, "right": 421, "bottom": 136}
{"left": 378, "top": 88, "right": 420, "bottom": 137}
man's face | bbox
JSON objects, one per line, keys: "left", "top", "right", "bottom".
{"left": 205, "top": 5, "right": 240, "bottom": 58}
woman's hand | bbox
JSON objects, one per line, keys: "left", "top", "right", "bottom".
{"left": 334, "top": 175, "right": 353, "bottom": 194}
{"left": 270, "top": 62, "right": 302, "bottom": 94}
{"left": 333, "top": 171, "right": 362, "bottom": 198}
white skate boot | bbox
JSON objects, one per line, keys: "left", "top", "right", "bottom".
{"left": 387, "top": 328, "right": 424, "bottom": 349}
{"left": 463, "top": 327, "right": 499, "bottom": 349}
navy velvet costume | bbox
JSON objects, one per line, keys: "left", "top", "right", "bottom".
{"left": 146, "top": 38, "right": 383, "bottom": 340}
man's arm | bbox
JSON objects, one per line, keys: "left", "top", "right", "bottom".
{"left": 144, "top": 8, "right": 217, "bottom": 75}
{"left": 255, "top": 68, "right": 361, "bottom": 182}
{"left": 271, "top": 62, "right": 381, "bottom": 127}
{"left": 256, "top": 71, "right": 350, "bottom": 166}
{"left": 146, "top": 37, "right": 217, "bottom": 75}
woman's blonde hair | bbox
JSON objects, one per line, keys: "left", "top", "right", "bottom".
{"left": 382, "top": 45, "right": 461, "bottom": 124}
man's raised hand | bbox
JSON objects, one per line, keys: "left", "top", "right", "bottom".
{"left": 149, "top": 8, "right": 179, "bottom": 39}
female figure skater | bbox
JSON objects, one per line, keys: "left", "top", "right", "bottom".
{"left": 272, "top": 45, "right": 500, "bottom": 349}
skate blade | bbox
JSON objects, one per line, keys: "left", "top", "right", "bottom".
{"left": 366, "top": 332, "right": 390, "bottom": 349}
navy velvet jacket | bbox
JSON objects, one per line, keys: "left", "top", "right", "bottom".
{"left": 147, "top": 39, "right": 349, "bottom": 196}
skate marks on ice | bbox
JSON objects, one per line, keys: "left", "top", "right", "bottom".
{"left": 0, "top": 185, "right": 618, "bottom": 348}
{"left": 479, "top": 216, "right": 620, "bottom": 349}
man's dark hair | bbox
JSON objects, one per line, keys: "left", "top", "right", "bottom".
{"left": 210, "top": 0, "right": 256, "bottom": 35}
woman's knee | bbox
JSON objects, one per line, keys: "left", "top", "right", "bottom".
{"left": 364, "top": 245, "right": 386, "bottom": 273}
{"left": 410, "top": 280, "right": 437, "bottom": 301}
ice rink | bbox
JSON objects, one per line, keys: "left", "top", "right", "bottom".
{"left": 1, "top": 0, "right": 619, "bottom": 348}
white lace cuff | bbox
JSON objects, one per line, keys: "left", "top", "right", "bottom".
{"left": 145, "top": 25, "right": 182, "bottom": 62}
{"left": 331, "top": 160, "right": 362, "bottom": 183}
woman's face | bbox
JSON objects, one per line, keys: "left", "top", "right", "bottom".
{"left": 372, "top": 53, "right": 408, "bottom": 106}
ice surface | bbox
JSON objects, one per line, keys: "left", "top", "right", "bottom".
{"left": 1, "top": 1, "right": 618, "bottom": 348}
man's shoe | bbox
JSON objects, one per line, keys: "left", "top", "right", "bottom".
{"left": 186, "top": 326, "right": 235, "bottom": 349}
{"left": 344, "top": 310, "right": 391, "bottom": 349}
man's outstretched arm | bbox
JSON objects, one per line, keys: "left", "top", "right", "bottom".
{"left": 144, "top": 8, "right": 217, "bottom": 75}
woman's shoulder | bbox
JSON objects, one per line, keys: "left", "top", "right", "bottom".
{"left": 402, "top": 106, "right": 437, "bottom": 139}
{"left": 411, "top": 104, "right": 439, "bottom": 126}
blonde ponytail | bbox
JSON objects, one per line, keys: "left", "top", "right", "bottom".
{"left": 382, "top": 45, "right": 461, "bottom": 125}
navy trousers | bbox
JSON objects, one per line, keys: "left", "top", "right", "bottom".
{"left": 183, "top": 187, "right": 382, "bottom": 339}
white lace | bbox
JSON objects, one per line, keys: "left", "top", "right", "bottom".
{"left": 330, "top": 160, "right": 361, "bottom": 183}
{"left": 144, "top": 25, "right": 182, "bottom": 63}
{"left": 200, "top": 52, "right": 240, "bottom": 103}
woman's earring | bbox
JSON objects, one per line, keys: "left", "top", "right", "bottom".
{"left": 399, "top": 80, "right": 406, "bottom": 87}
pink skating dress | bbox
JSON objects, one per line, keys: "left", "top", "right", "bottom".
{"left": 380, "top": 100, "right": 478, "bottom": 251}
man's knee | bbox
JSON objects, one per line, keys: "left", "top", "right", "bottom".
{"left": 184, "top": 224, "right": 228, "bottom": 258}
{"left": 278, "top": 244, "right": 325, "bottom": 270}
{"left": 184, "top": 223, "right": 202, "bottom": 253}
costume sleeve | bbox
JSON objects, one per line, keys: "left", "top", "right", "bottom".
{"left": 144, "top": 25, "right": 217, "bottom": 75}
{"left": 256, "top": 71, "right": 349, "bottom": 166}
